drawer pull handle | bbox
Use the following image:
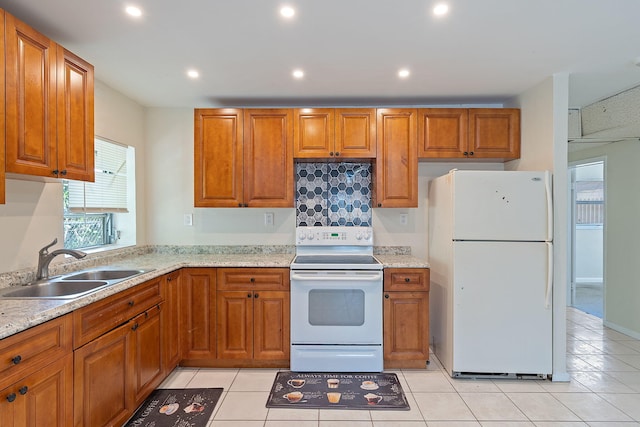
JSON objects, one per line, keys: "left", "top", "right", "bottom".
{"left": 6, "top": 393, "right": 16, "bottom": 403}
{"left": 128, "top": 301, "right": 135, "bottom": 307}
{"left": 405, "top": 278, "right": 411, "bottom": 282}
{"left": 12, "top": 355, "right": 22, "bottom": 365}
{"left": 18, "top": 386, "right": 28, "bottom": 395}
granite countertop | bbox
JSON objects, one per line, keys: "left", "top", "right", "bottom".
{"left": 0, "top": 249, "right": 429, "bottom": 340}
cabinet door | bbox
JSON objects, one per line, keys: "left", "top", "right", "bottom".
{"left": 375, "top": 109, "right": 418, "bottom": 207}
{"left": 253, "top": 291, "right": 290, "bottom": 361}
{"left": 73, "top": 322, "right": 133, "bottom": 427}
{"left": 243, "top": 109, "right": 294, "bottom": 207}
{"left": 4, "top": 13, "right": 58, "bottom": 177}
{"left": 418, "top": 108, "right": 468, "bottom": 158}
{"left": 162, "top": 271, "right": 182, "bottom": 373}
{"left": 468, "top": 108, "right": 520, "bottom": 160}
{"left": 0, "top": 10, "right": 5, "bottom": 204}
{"left": 56, "top": 46, "right": 94, "bottom": 181}
{"left": 217, "top": 291, "right": 253, "bottom": 360}
{"left": 131, "top": 305, "right": 163, "bottom": 406}
{"left": 194, "top": 109, "right": 244, "bottom": 207}
{"left": 383, "top": 291, "right": 429, "bottom": 367}
{"left": 0, "top": 354, "right": 73, "bottom": 427}
{"left": 335, "top": 108, "right": 376, "bottom": 158}
{"left": 293, "top": 108, "right": 334, "bottom": 158}
{"left": 181, "top": 268, "right": 217, "bottom": 360}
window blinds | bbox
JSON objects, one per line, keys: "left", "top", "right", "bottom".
{"left": 68, "top": 138, "right": 129, "bottom": 213}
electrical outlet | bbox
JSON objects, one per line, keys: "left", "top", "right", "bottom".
{"left": 184, "top": 213, "right": 193, "bottom": 226}
{"left": 400, "top": 213, "right": 408, "bottom": 225}
{"left": 264, "top": 212, "right": 274, "bottom": 226}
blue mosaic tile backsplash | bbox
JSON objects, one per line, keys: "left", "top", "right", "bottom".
{"left": 296, "top": 162, "right": 372, "bottom": 226}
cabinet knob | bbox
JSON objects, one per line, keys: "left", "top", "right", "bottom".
{"left": 335, "top": 152, "right": 340, "bottom": 156}
{"left": 6, "top": 393, "right": 16, "bottom": 403}
{"left": 52, "top": 169, "right": 59, "bottom": 176}
{"left": 18, "top": 386, "right": 28, "bottom": 395}
{"left": 132, "top": 323, "right": 139, "bottom": 331}
{"left": 247, "top": 293, "right": 252, "bottom": 298}
{"left": 463, "top": 152, "right": 468, "bottom": 156}
{"left": 254, "top": 293, "right": 259, "bottom": 298}
{"left": 469, "top": 151, "right": 474, "bottom": 156}
{"left": 12, "top": 355, "right": 22, "bottom": 365}
{"left": 384, "top": 294, "right": 389, "bottom": 299}
{"left": 250, "top": 277, "right": 255, "bottom": 283}
{"left": 167, "top": 277, "right": 172, "bottom": 282}
{"left": 405, "top": 277, "right": 411, "bottom": 282}
{"left": 329, "top": 152, "right": 334, "bottom": 156}
{"left": 377, "top": 203, "right": 382, "bottom": 207}
{"left": 60, "top": 170, "right": 67, "bottom": 176}
{"left": 128, "top": 300, "right": 135, "bottom": 307}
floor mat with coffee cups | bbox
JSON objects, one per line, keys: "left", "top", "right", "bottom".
{"left": 266, "top": 372, "right": 410, "bottom": 410}
{"left": 123, "top": 387, "right": 223, "bottom": 426}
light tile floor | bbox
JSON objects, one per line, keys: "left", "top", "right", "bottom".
{"left": 158, "top": 307, "right": 640, "bottom": 426}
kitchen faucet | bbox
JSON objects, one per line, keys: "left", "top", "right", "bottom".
{"left": 36, "top": 238, "right": 87, "bottom": 280}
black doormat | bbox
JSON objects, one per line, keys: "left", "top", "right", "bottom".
{"left": 123, "top": 388, "right": 223, "bottom": 427}
{"left": 266, "top": 372, "right": 409, "bottom": 410}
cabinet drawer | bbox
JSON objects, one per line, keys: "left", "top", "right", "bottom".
{"left": 73, "top": 277, "right": 163, "bottom": 348}
{"left": 217, "top": 268, "right": 289, "bottom": 291}
{"left": 384, "top": 268, "right": 430, "bottom": 292}
{"left": 0, "top": 314, "right": 72, "bottom": 388}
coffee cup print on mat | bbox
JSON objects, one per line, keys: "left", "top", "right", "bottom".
{"left": 287, "top": 378, "right": 306, "bottom": 388}
{"left": 327, "top": 378, "right": 339, "bottom": 388}
{"left": 284, "top": 391, "right": 303, "bottom": 403}
{"left": 364, "top": 393, "right": 383, "bottom": 405}
{"left": 360, "top": 380, "right": 379, "bottom": 390}
{"left": 327, "top": 392, "right": 341, "bottom": 403}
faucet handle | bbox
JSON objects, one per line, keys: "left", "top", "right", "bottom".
{"left": 39, "top": 238, "right": 58, "bottom": 255}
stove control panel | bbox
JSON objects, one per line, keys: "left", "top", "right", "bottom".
{"left": 296, "top": 226, "right": 373, "bottom": 246}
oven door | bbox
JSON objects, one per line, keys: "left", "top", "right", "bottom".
{"left": 290, "top": 270, "right": 383, "bottom": 345}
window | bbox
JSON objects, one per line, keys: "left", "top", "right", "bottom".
{"left": 63, "top": 137, "right": 136, "bottom": 250}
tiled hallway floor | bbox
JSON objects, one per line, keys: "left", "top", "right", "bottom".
{"left": 157, "top": 308, "right": 640, "bottom": 426}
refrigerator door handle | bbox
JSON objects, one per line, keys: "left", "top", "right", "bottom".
{"left": 545, "top": 171, "right": 553, "bottom": 241}
{"left": 544, "top": 242, "right": 553, "bottom": 308}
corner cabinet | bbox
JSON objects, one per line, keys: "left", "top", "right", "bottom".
{"left": 4, "top": 12, "right": 94, "bottom": 181}
{"left": 293, "top": 108, "right": 376, "bottom": 159}
{"left": 418, "top": 108, "right": 520, "bottom": 161}
{"left": 374, "top": 108, "right": 418, "bottom": 208}
{"left": 194, "top": 108, "right": 294, "bottom": 207}
{"left": 383, "top": 268, "right": 430, "bottom": 368}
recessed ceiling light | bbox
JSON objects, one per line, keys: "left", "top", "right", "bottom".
{"left": 280, "top": 6, "right": 295, "bottom": 18}
{"left": 187, "top": 70, "right": 200, "bottom": 79}
{"left": 398, "top": 69, "right": 410, "bottom": 78}
{"left": 125, "top": 5, "right": 142, "bottom": 17}
{"left": 292, "top": 69, "right": 304, "bottom": 79}
{"left": 433, "top": 3, "right": 449, "bottom": 16}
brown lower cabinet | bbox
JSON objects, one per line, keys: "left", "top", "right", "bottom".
{"left": 383, "top": 268, "right": 430, "bottom": 368}
{"left": 161, "top": 270, "right": 182, "bottom": 374}
{"left": 181, "top": 268, "right": 217, "bottom": 361}
{"left": 0, "top": 354, "right": 73, "bottom": 427}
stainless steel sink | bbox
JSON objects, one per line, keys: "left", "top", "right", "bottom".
{"left": 0, "top": 268, "right": 154, "bottom": 299}
{"left": 63, "top": 269, "right": 147, "bottom": 281}
{"left": 0, "top": 280, "right": 109, "bottom": 299}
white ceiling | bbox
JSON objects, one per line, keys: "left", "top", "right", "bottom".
{"left": 1, "top": 0, "right": 639, "bottom": 109}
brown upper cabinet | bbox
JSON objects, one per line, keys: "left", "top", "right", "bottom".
{"left": 418, "top": 108, "right": 520, "bottom": 160}
{"left": 374, "top": 108, "right": 418, "bottom": 208}
{"left": 4, "top": 12, "right": 94, "bottom": 182}
{"left": 194, "top": 108, "right": 294, "bottom": 207}
{"left": 294, "top": 108, "right": 376, "bottom": 159}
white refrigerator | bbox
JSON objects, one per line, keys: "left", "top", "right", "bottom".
{"left": 428, "top": 169, "right": 553, "bottom": 378}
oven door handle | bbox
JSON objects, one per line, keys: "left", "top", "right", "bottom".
{"left": 290, "top": 271, "right": 383, "bottom": 281}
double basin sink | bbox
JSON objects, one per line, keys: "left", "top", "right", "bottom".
{"left": 0, "top": 268, "right": 153, "bottom": 299}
